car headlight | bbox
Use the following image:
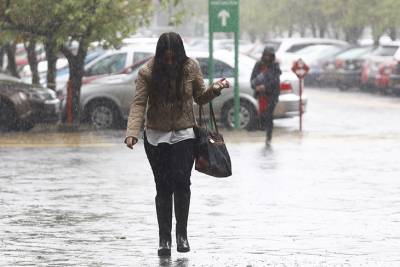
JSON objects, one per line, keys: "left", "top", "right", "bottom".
{"left": 28, "top": 89, "right": 56, "bottom": 101}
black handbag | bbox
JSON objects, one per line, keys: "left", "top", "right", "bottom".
{"left": 193, "top": 103, "right": 232, "bottom": 178}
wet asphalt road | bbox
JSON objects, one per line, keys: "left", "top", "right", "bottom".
{"left": 1, "top": 88, "right": 400, "bottom": 266}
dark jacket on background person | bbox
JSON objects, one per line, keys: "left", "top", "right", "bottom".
{"left": 250, "top": 61, "right": 281, "bottom": 104}
{"left": 126, "top": 57, "right": 222, "bottom": 139}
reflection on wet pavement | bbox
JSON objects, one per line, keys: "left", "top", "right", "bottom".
{"left": 1, "top": 88, "right": 400, "bottom": 266}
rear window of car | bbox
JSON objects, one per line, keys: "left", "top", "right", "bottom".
{"left": 372, "top": 46, "right": 399, "bottom": 56}
{"left": 133, "top": 52, "right": 153, "bottom": 64}
{"left": 263, "top": 41, "right": 281, "bottom": 52}
{"left": 336, "top": 47, "right": 372, "bottom": 60}
{"left": 286, "top": 43, "right": 316, "bottom": 53}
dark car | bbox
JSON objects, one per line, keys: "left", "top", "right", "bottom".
{"left": 329, "top": 46, "right": 374, "bottom": 90}
{"left": 388, "top": 61, "right": 400, "bottom": 95}
{"left": 0, "top": 76, "right": 32, "bottom": 131}
{"left": 0, "top": 73, "right": 60, "bottom": 131}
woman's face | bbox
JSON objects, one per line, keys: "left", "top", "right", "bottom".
{"left": 263, "top": 53, "right": 274, "bottom": 63}
{"left": 163, "top": 50, "right": 174, "bottom": 65}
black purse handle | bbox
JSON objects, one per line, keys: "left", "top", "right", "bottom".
{"left": 198, "top": 102, "right": 219, "bottom": 134}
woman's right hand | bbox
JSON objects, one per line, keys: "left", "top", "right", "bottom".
{"left": 256, "top": 84, "right": 266, "bottom": 93}
{"left": 125, "top": 136, "right": 138, "bottom": 149}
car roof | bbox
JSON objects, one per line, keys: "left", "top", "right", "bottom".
{"left": 270, "top": 37, "right": 348, "bottom": 44}
{"left": 0, "top": 73, "right": 21, "bottom": 82}
{"left": 379, "top": 40, "right": 400, "bottom": 46}
{"left": 106, "top": 45, "right": 156, "bottom": 53}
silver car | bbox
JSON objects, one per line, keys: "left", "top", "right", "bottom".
{"left": 59, "top": 50, "right": 307, "bottom": 130}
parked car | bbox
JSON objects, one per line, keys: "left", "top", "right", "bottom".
{"left": 58, "top": 50, "right": 307, "bottom": 130}
{"left": 20, "top": 47, "right": 107, "bottom": 88}
{"left": 324, "top": 46, "right": 374, "bottom": 90}
{"left": 190, "top": 50, "right": 306, "bottom": 128}
{"left": 0, "top": 74, "right": 32, "bottom": 131}
{"left": 0, "top": 73, "right": 60, "bottom": 130}
{"left": 20, "top": 58, "right": 69, "bottom": 84}
{"left": 188, "top": 38, "right": 255, "bottom": 54}
{"left": 374, "top": 61, "right": 397, "bottom": 94}
{"left": 54, "top": 45, "right": 155, "bottom": 90}
{"left": 360, "top": 43, "right": 400, "bottom": 91}
{"left": 279, "top": 44, "right": 348, "bottom": 86}
{"left": 388, "top": 61, "right": 400, "bottom": 95}
{"left": 248, "top": 38, "right": 348, "bottom": 60}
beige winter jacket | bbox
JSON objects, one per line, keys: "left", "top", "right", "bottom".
{"left": 125, "top": 57, "right": 222, "bottom": 139}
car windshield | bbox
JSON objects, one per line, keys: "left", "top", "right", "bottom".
{"left": 295, "top": 45, "right": 335, "bottom": 56}
{"left": 307, "top": 46, "right": 343, "bottom": 62}
{"left": 336, "top": 47, "right": 373, "bottom": 60}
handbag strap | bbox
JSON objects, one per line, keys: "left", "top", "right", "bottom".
{"left": 209, "top": 102, "right": 219, "bottom": 134}
{"left": 198, "top": 104, "right": 207, "bottom": 130}
{"left": 198, "top": 102, "right": 219, "bottom": 134}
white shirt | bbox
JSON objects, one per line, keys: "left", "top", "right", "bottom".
{"left": 146, "top": 127, "right": 196, "bottom": 146}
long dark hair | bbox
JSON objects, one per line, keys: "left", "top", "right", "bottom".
{"left": 151, "top": 32, "right": 188, "bottom": 105}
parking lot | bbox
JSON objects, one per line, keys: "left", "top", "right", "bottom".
{"left": 1, "top": 88, "right": 400, "bottom": 266}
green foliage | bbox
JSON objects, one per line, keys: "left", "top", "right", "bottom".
{"left": 240, "top": 0, "right": 399, "bottom": 42}
{"left": 0, "top": 0, "right": 182, "bottom": 124}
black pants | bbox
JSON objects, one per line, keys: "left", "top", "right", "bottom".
{"left": 144, "top": 135, "right": 195, "bottom": 241}
{"left": 144, "top": 136, "right": 195, "bottom": 193}
{"left": 261, "top": 100, "right": 277, "bottom": 141}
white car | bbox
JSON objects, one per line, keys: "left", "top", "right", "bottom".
{"left": 55, "top": 45, "right": 156, "bottom": 90}
{"left": 249, "top": 37, "right": 348, "bottom": 60}
{"left": 19, "top": 58, "right": 69, "bottom": 84}
{"left": 58, "top": 49, "right": 307, "bottom": 130}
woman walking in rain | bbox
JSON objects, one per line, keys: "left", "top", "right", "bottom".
{"left": 250, "top": 47, "right": 281, "bottom": 145}
{"left": 124, "top": 32, "right": 229, "bottom": 256}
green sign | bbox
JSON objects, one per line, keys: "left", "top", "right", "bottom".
{"left": 209, "top": 0, "right": 239, "bottom": 33}
{"left": 209, "top": 0, "right": 240, "bottom": 129}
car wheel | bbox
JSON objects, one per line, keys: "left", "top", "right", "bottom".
{"left": 221, "top": 99, "right": 257, "bottom": 130}
{"left": 0, "top": 99, "right": 17, "bottom": 131}
{"left": 87, "top": 100, "right": 120, "bottom": 129}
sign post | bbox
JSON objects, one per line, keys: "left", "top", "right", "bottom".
{"left": 209, "top": 0, "right": 239, "bottom": 128}
{"left": 291, "top": 58, "right": 309, "bottom": 131}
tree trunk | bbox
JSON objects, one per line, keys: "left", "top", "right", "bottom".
{"left": 45, "top": 37, "right": 57, "bottom": 90}
{"left": 287, "top": 24, "right": 294, "bottom": 38}
{"left": 62, "top": 40, "right": 88, "bottom": 127}
{"left": 389, "top": 27, "right": 397, "bottom": 41}
{"left": 25, "top": 40, "right": 40, "bottom": 85}
{"left": 373, "top": 35, "right": 380, "bottom": 47}
{"left": 5, "top": 42, "right": 19, "bottom": 78}
{"left": 249, "top": 31, "right": 257, "bottom": 43}
{"left": 299, "top": 24, "right": 306, "bottom": 37}
{"left": 319, "top": 27, "right": 326, "bottom": 38}
{"left": 310, "top": 23, "right": 317, "bottom": 37}
{"left": 0, "top": 46, "right": 4, "bottom": 70}
{"left": 344, "top": 27, "right": 364, "bottom": 45}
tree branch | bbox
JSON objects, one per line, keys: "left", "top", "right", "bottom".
{"left": 60, "top": 45, "right": 75, "bottom": 61}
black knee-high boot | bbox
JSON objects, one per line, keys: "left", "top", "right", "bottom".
{"left": 155, "top": 194, "right": 172, "bottom": 256}
{"left": 174, "top": 188, "right": 191, "bottom": 252}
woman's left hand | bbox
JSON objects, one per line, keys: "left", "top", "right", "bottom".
{"left": 215, "top": 78, "right": 230, "bottom": 90}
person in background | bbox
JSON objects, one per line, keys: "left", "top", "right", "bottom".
{"left": 250, "top": 46, "right": 281, "bottom": 145}
{"left": 124, "top": 32, "right": 229, "bottom": 256}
